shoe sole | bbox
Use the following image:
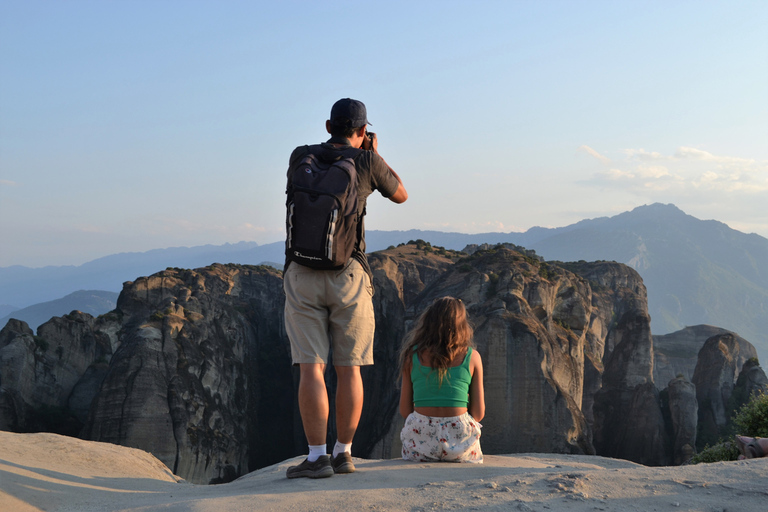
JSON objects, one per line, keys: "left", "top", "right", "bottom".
{"left": 286, "top": 466, "right": 334, "bottom": 479}
{"left": 332, "top": 461, "right": 355, "bottom": 474}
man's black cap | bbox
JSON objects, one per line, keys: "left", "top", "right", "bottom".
{"left": 330, "top": 98, "right": 371, "bottom": 128}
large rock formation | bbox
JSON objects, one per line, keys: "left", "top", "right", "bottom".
{"left": 730, "top": 358, "right": 768, "bottom": 407}
{"left": 1, "top": 243, "right": 723, "bottom": 481}
{"left": 0, "top": 313, "right": 116, "bottom": 435}
{"left": 83, "top": 264, "right": 290, "bottom": 485}
{"left": 692, "top": 333, "right": 747, "bottom": 448}
{"left": 654, "top": 325, "right": 757, "bottom": 387}
{"left": 561, "top": 261, "right": 669, "bottom": 465}
{"left": 370, "top": 249, "right": 666, "bottom": 464}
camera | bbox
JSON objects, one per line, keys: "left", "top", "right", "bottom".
{"left": 364, "top": 131, "right": 376, "bottom": 150}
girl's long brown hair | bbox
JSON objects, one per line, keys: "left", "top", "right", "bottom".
{"left": 398, "top": 296, "right": 474, "bottom": 384}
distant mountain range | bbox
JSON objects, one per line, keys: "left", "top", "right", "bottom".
{"left": 2, "top": 203, "right": 766, "bottom": 361}
{"left": 0, "top": 290, "right": 118, "bottom": 331}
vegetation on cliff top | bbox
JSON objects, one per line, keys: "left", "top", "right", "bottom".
{"left": 691, "top": 391, "right": 768, "bottom": 464}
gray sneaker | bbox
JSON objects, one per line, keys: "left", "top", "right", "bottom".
{"left": 331, "top": 452, "right": 355, "bottom": 474}
{"left": 286, "top": 455, "right": 334, "bottom": 479}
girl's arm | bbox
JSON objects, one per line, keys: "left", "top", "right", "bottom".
{"left": 399, "top": 368, "right": 414, "bottom": 418}
{"left": 468, "top": 350, "right": 485, "bottom": 421}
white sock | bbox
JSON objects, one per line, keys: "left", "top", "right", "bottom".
{"left": 333, "top": 441, "right": 352, "bottom": 458}
{"left": 307, "top": 444, "right": 326, "bottom": 462}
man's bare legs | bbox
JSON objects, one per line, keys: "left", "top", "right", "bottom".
{"left": 298, "top": 363, "right": 328, "bottom": 445}
{"left": 334, "top": 365, "right": 364, "bottom": 444}
{"left": 297, "top": 363, "right": 364, "bottom": 446}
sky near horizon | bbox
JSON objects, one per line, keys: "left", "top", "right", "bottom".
{"left": 1, "top": 0, "right": 766, "bottom": 268}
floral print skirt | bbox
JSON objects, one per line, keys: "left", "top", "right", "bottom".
{"left": 400, "top": 411, "right": 483, "bottom": 463}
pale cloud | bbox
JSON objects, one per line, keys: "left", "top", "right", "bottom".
{"left": 674, "top": 147, "right": 755, "bottom": 166}
{"left": 596, "top": 169, "right": 635, "bottom": 180}
{"left": 578, "top": 145, "right": 611, "bottom": 165}
{"left": 636, "top": 165, "right": 673, "bottom": 179}
{"left": 242, "top": 223, "right": 267, "bottom": 233}
{"left": 674, "top": 147, "right": 716, "bottom": 160}
{"left": 584, "top": 145, "right": 768, "bottom": 195}
{"left": 0, "top": 180, "right": 19, "bottom": 186}
{"left": 622, "top": 148, "right": 665, "bottom": 161}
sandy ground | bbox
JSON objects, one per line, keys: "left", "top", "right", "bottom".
{"left": 1, "top": 431, "right": 767, "bottom": 512}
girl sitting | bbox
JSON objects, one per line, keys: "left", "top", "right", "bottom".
{"left": 398, "top": 296, "right": 485, "bottom": 463}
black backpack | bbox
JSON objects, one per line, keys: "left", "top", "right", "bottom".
{"left": 285, "top": 145, "right": 363, "bottom": 269}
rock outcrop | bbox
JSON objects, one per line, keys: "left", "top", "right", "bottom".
{"left": 692, "top": 333, "right": 745, "bottom": 448}
{"left": 727, "top": 358, "right": 768, "bottom": 423}
{"left": 561, "top": 261, "right": 669, "bottom": 465}
{"left": 654, "top": 325, "right": 757, "bottom": 388}
{"left": 370, "top": 249, "right": 667, "bottom": 465}
{"left": 410, "top": 250, "right": 595, "bottom": 456}
{"left": 0, "top": 313, "right": 116, "bottom": 435}
{"left": 83, "top": 264, "right": 290, "bottom": 485}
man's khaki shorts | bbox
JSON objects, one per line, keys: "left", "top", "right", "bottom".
{"left": 283, "top": 259, "right": 375, "bottom": 366}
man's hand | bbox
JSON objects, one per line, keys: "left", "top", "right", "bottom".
{"left": 363, "top": 132, "right": 378, "bottom": 153}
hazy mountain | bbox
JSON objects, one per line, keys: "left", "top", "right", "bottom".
{"left": 0, "top": 290, "right": 119, "bottom": 331}
{"left": 523, "top": 204, "right": 768, "bottom": 361}
{"left": 0, "top": 242, "right": 267, "bottom": 308}
{"left": 2, "top": 203, "right": 766, "bottom": 360}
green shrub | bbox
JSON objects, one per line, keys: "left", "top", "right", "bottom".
{"left": 733, "top": 391, "right": 768, "bottom": 438}
{"left": 538, "top": 263, "right": 557, "bottom": 281}
{"left": 485, "top": 272, "right": 500, "bottom": 299}
{"left": 690, "top": 441, "right": 739, "bottom": 464}
{"left": 690, "top": 392, "right": 768, "bottom": 464}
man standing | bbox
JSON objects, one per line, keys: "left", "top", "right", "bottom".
{"left": 283, "top": 98, "right": 407, "bottom": 478}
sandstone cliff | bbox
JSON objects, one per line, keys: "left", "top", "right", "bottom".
{"left": 0, "top": 312, "right": 116, "bottom": 435}
{"left": 367, "top": 247, "right": 666, "bottom": 464}
{"left": 559, "top": 260, "right": 669, "bottom": 465}
{"left": 692, "top": 333, "right": 754, "bottom": 448}
{"left": 83, "top": 264, "right": 290, "bottom": 485}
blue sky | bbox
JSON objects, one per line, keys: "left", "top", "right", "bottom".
{"left": 1, "top": 0, "right": 766, "bottom": 267}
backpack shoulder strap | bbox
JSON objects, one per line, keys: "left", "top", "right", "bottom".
{"left": 313, "top": 145, "right": 363, "bottom": 164}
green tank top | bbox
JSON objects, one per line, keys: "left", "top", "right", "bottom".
{"left": 411, "top": 347, "right": 472, "bottom": 407}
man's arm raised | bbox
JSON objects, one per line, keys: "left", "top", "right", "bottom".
{"left": 387, "top": 167, "right": 408, "bottom": 204}
{"left": 364, "top": 131, "right": 408, "bottom": 204}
